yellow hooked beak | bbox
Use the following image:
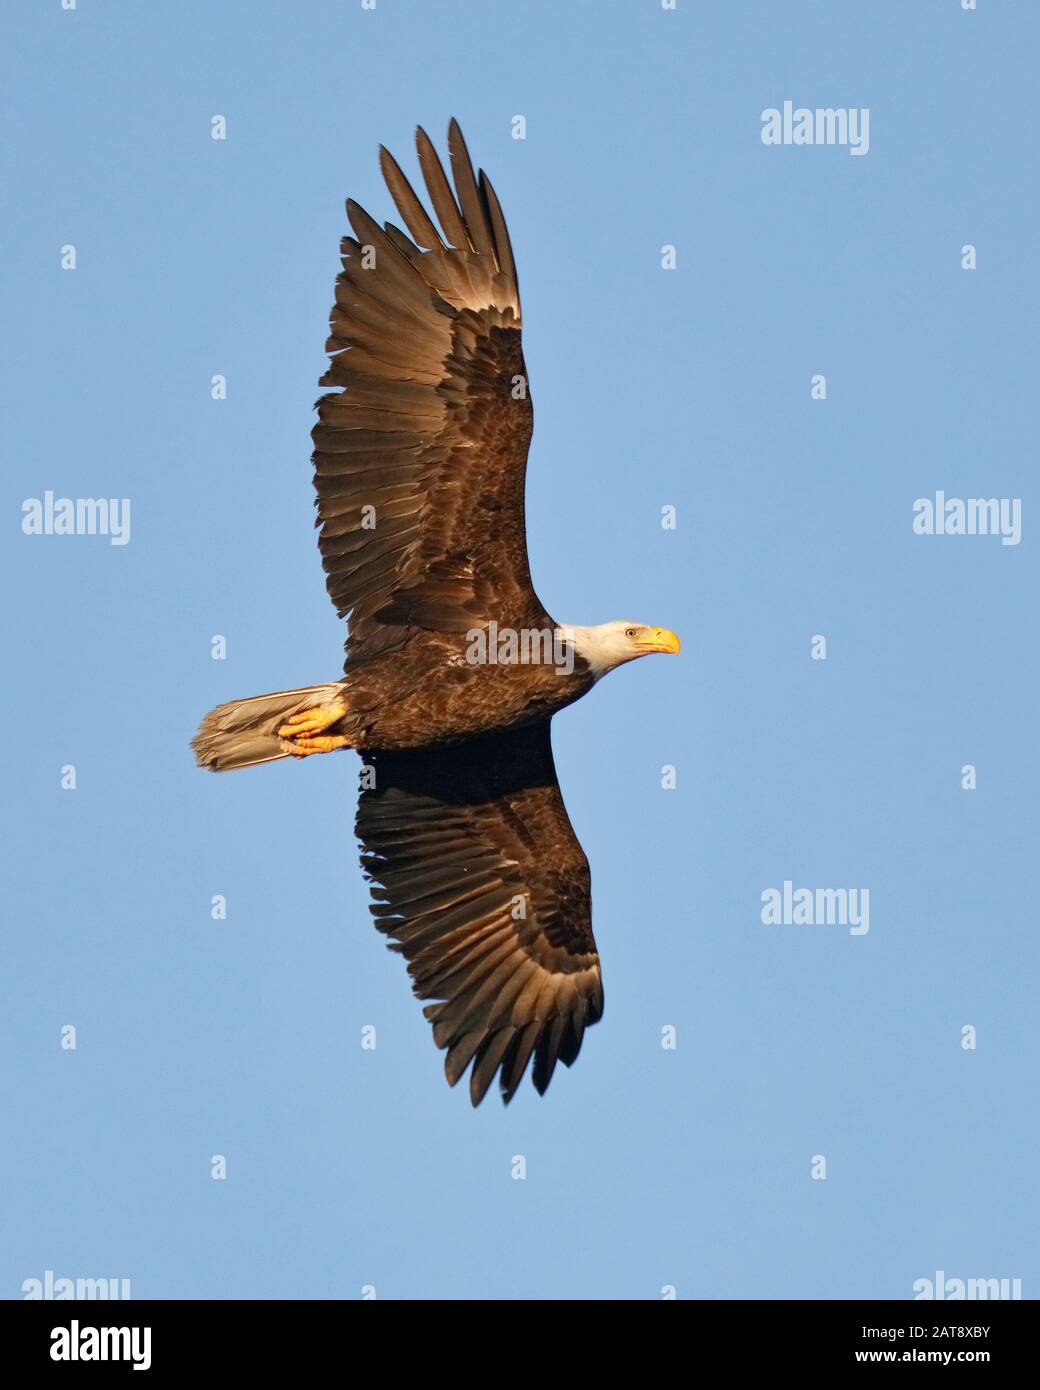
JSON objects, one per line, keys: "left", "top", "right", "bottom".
{"left": 637, "top": 626, "right": 681, "bottom": 655}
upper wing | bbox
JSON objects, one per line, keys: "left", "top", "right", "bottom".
{"left": 356, "top": 721, "right": 604, "bottom": 1106}
{"left": 313, "top": 120, "right": 545, "bottom": 670}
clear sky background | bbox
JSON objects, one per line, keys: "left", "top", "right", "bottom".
{"left": 3, "top": 1, "right": 1036, "bottom": 1301}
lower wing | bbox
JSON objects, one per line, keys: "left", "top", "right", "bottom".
{"left": 355, "top": 721, "right": 603, "bottom": 1105}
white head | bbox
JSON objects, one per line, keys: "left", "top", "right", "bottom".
{"left": 562, "top": 620, "right": 681, "bottom": 681}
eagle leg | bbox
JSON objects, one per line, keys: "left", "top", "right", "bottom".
{"left": 278, "top": 700, "right": 350, "bottom": 757}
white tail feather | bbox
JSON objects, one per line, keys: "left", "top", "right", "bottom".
{"left": 192, "top": 683, "right": 345, "bottom": 772}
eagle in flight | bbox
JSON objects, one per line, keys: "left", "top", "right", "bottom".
{"left": 192, "top": 121, "right": 679, "bottom": 1105}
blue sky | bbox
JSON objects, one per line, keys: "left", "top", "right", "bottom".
{"left": 3, "top": 0, "right": 1036, "bottom": 1300}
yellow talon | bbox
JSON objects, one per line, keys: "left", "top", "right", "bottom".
{"left": 277, "top": 700, "right": 347, "bottom": 740}
{"left": 286, "top": 734, "right": 349, "bottom": 757}
{"left": 277, "top": 699, "right": 349, "bottom": 756}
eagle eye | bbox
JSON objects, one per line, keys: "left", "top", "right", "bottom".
{"left": 624, "top": 627, "right": 637, "bottom": 639}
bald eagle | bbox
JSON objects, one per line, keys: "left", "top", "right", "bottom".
{"left": 192, "top": 121, "right": 679, "bottom": 1105}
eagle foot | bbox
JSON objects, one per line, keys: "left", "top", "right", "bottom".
{"left": 278, "top": 700, "right": 349, "bottom": 757}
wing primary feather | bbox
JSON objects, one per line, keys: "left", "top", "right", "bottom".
{"left": 559, "top": 994, "right": 588, "bottom": 1067}
{"left": 469, "top": 1029, "right": 515, "bottom": 1107}
{"left": 379, "top": 144, "right": 445, "bottom": 250}
{"left": 533, "top": 1013, "right": 567, "bottom": 1095}
{"left": 479, "top": 170, "right": 518, "bottom": 305}
{"left": 447, "top": 118, "right": 496, "bottom": 260}
{"left": 415, "top": 125, "right": 471, "bottom": 250}
{"left": 444, "top": 1029, "right": 483, "bottom": 1087}
{"left": 500, "top": 1019, "right": 541, "bottom": 1104}
{"left": 382, "top": 221, "right": 423, "bottom": 263}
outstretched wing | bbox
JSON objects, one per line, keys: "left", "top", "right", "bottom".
{"left": 313, "top": 120, "right": 545, "bottom": 671}
{"left": 356, "top": 721, "right": 604, "bottom": 1106}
